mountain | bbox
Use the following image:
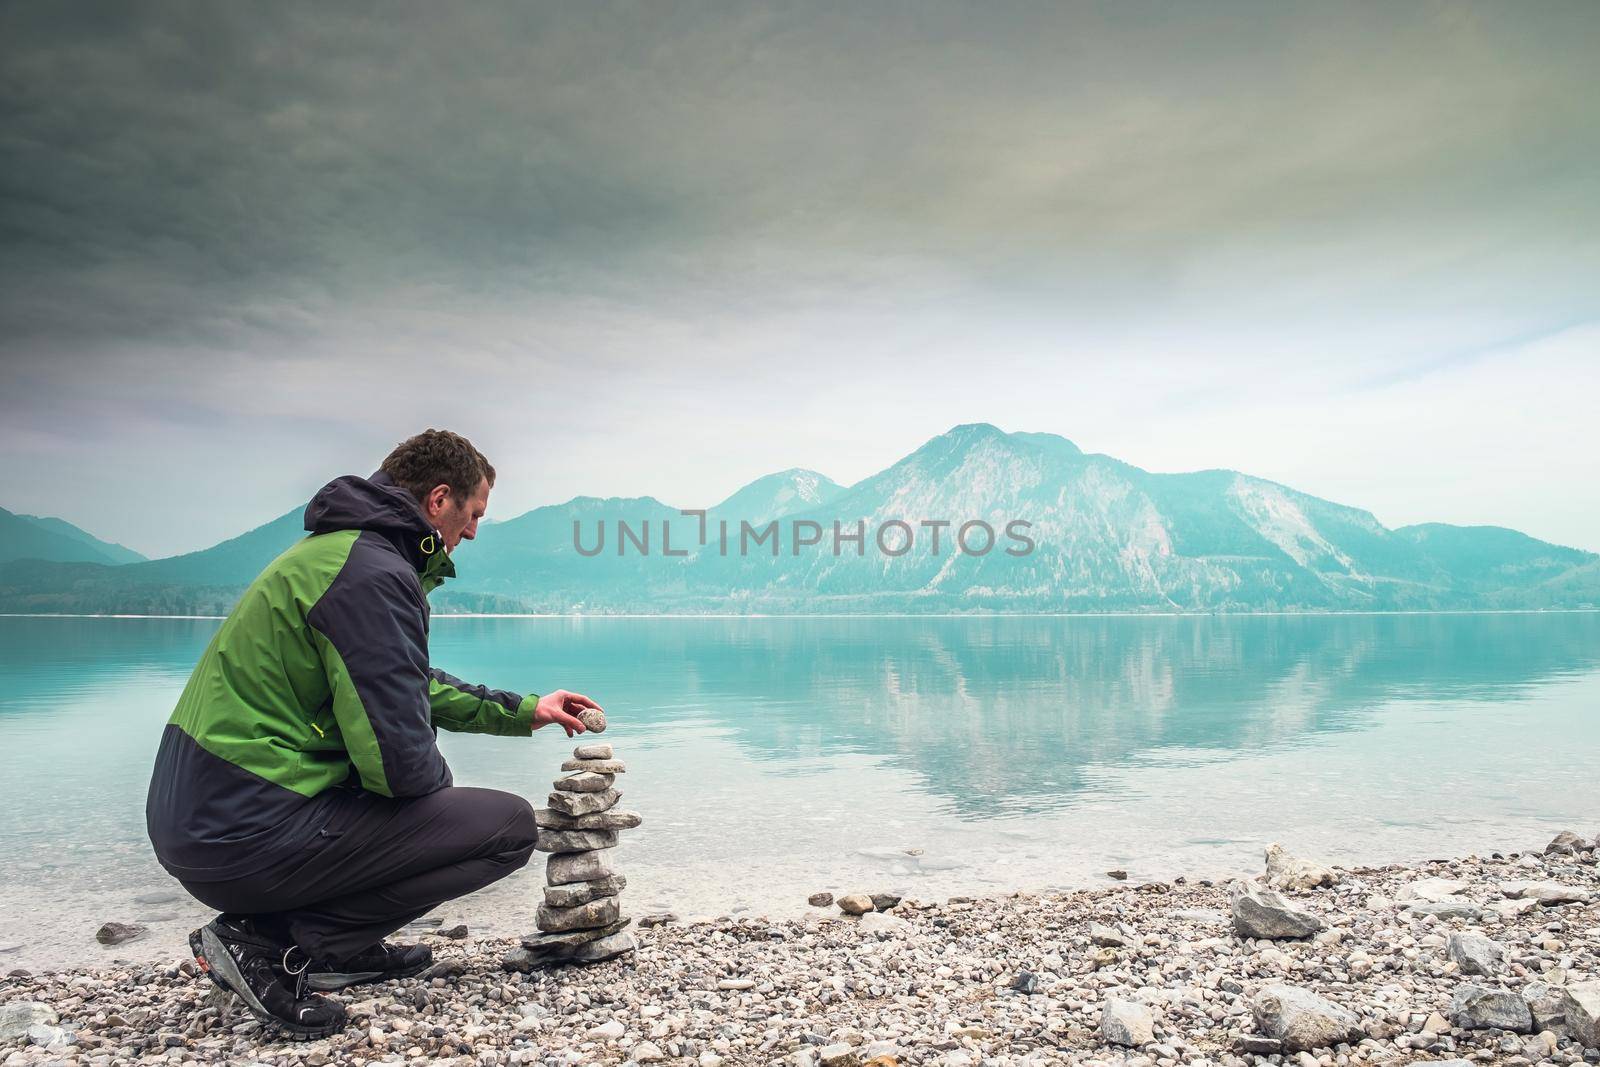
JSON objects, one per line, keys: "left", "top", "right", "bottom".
{"left": 129, "top": 508, "right": 305, "bottom": 587}
{"left": 2, "top": 424, "right": 1595, "bottom": 614}
{"left": 15, "top": 514, "right": 146, "bottom": 564}
{"left": 454, "top": 495, "right": 690, "bottom": 613}
{"left": 709, "top": 469, "right": 844, "bottom": 527}
{"left": 0, "top": 507, "right": 146, "bottom": 566}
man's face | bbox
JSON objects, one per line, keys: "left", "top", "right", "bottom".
{"left": 427, "top": 477, "right": 491, "bottom": 552}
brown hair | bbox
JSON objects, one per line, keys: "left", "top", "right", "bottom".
{"left": 380, "top": 429, "right": 495, "bottom": 505}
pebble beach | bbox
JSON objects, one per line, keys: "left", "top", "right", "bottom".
{"left": 4, "top": 832, "right": 1599, "bottom": 1067}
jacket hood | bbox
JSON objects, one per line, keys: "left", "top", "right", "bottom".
{"left": 303, "top": 471, "right": 445, "bottom": 573}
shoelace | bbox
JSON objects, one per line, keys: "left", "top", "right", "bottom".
{"left": 281, "top": 945, "right": 311, "bottom": 1001}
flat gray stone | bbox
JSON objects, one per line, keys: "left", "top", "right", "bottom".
{"left": 1251, "top": 985, "right": 1363, "bottom": 1052}
{"left": 560, "top": 758, "right": 627, "bottom": 774}
{"left": 537, "top": 895, "right": 620, "bottom": 933}
{"left": 1527, "top": 882, "right": 1592, "bottom": 906}
{"left": 553, "top": 771, "right": 615, "bottom": 793}
{"left": 1101, "top": 998, "right": 1155, "bottom": 1046}
{"left": 544, "top": 875, "right": 627, "bottom": 908}
{"left": 1236, "top": 1036, "right": 1282, "bottom": 1055}
{"left": 534, "top": 828, "right": 619, "bottom": 854}
{"left": 1398, "top": 877, "right": 1468, "bottom": 902}
{"left": 573, "top": 742, "right": 613, "bottom": 760}
{"left": 1230, "top": 881, "right": 1324, "bottom": 940}
{"left": 1451, "top": 984, "right": 1533, "bottom": 1033}
{"left": 519, "top": 918, "right": 632, "bottom": 953}
{"left": 546, "top": 849, "right": 616, "bottom": 885}
{"left": 564, "top": 928, "right": 636, "bottom": 964}
{"left": 1498, "top": 880, "right": 1590, "bottom": 904}
{"left": 1406, "top": 900, "right": 1488, "bottom": 921}
{"left": 535, "top": 808, "right": 643, "bottom": 831}
{"left": 547, "top": 786, "right": 622, "bottom": 817}
{"left": 509, "top": 926, "right": 637, "bottom": 969}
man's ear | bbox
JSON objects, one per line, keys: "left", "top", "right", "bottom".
{"left": 424, "top": 483, "right": 452, "bottom": 519}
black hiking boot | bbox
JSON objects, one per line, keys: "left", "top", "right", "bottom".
{"left": 188, "top": 918, "right": 347, "bottom": 1040}
{"left": 306, "top": 939, "right": 433, "bottom": 991}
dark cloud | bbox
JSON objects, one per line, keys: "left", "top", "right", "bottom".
{"left": 4, "top": 1, "right": 1597, "bottom": 348}
{"left": 1, "top": 1, "right": 1597, "bottom": 554}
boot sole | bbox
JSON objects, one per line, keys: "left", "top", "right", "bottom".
{"left": 192, "top": 926, "right": 345, "bottom": 1041}
{"left": 306, "top": 955, "right": 432, "bottom": 991}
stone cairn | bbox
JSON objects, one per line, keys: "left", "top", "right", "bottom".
{"left": 503, "top": 721, "right": 642, "bottom": 971}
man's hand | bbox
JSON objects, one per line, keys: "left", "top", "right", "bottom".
{"left": 533, "top": 690, "right": 603, "bottom": 737}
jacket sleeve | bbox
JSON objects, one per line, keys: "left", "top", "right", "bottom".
{"left": 428, "top": 668, "right": 538, "bottom": 736}
{"left": 307, "top": 563, "right": 452, "bottom": 798}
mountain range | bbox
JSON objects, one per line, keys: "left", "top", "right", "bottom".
{"left": 2, "top": 424, "right": 1594, "bottom": 614}
{"left": 0, "top": 507, "right": 147, "bottom": 567}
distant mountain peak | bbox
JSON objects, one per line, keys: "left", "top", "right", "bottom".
{"left": 714, "top": 468, "right": 845, "bottom": 524}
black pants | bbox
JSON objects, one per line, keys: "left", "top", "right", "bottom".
{"left": 179, "top": 786, "right": 537, "bottom": 963}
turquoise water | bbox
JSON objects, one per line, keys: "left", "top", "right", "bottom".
{"left": 1, "top": 612, "right": 1597, "bottom": 969}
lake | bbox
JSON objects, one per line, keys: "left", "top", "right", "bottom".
{"left": 1, "top": 612, "right": 1596, "bottom": 970}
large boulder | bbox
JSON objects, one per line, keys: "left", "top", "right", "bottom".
{"left": 0, "top": 1003, "right": 58, "bottom": 1043}
{"left": 1563, "top": 981, "right": 1600, "bottom": 1048}
{"left": 1251, "top": 985, "right": 1364, "bottom": 1052}
{"left": 1545, "top": 830, "right": 1587, "bottom": 855}
{"left": 1523, "top": 982, "right": 1567, "bottom": 1031}
{"left": 1450, "top": 985, "right": 1533, "bottom": 1033}
{"left": 1264, "top": 844, "right": 1338, "bottom": 890}
{"left": 1101, "top": 998, "right": 1155, "bottom": 1047}
{"left": 1447, "top": 931, "right": 1507, "bottom": 976}
{"left": 1230, "top": 881, "right": 1325, "bottom": 940}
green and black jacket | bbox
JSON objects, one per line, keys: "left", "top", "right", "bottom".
{"left": 146, "top": 471, "right": 537, "bottom": 881}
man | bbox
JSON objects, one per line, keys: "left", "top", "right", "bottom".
{"left": 145, "top": 429, "right": 600, "bottom": 1038}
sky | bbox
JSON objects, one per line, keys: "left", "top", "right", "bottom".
{"left": 1, "top": 1, "right": 1597, "bottom": 557}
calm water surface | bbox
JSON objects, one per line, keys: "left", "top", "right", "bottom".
{"left": 1, "top": 613, "right": 1596, "bottom": 969}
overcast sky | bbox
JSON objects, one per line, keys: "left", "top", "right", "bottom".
{"left": 1, "top": 1, "right": 1596, "bottom": 557}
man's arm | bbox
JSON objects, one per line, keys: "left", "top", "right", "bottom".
{"left": 428, "top": 669, "right": 537, "bottom": 736}
{"left": 430, "top": 677, "right": 602, "bottom": 738}
{"left": 307, "top": 563, "right": 452, "bottom": 798}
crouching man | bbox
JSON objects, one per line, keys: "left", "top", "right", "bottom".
{"left": 145, "top": 429, "right": 600, "bottom": 1038}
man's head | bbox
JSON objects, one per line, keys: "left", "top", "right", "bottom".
{"left": 379, "top": 429, "right": 495, "bottom": 551}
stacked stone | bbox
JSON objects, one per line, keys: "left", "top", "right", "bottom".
{"left": 505, "top": 741, "right": 642, "bottom": 970}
